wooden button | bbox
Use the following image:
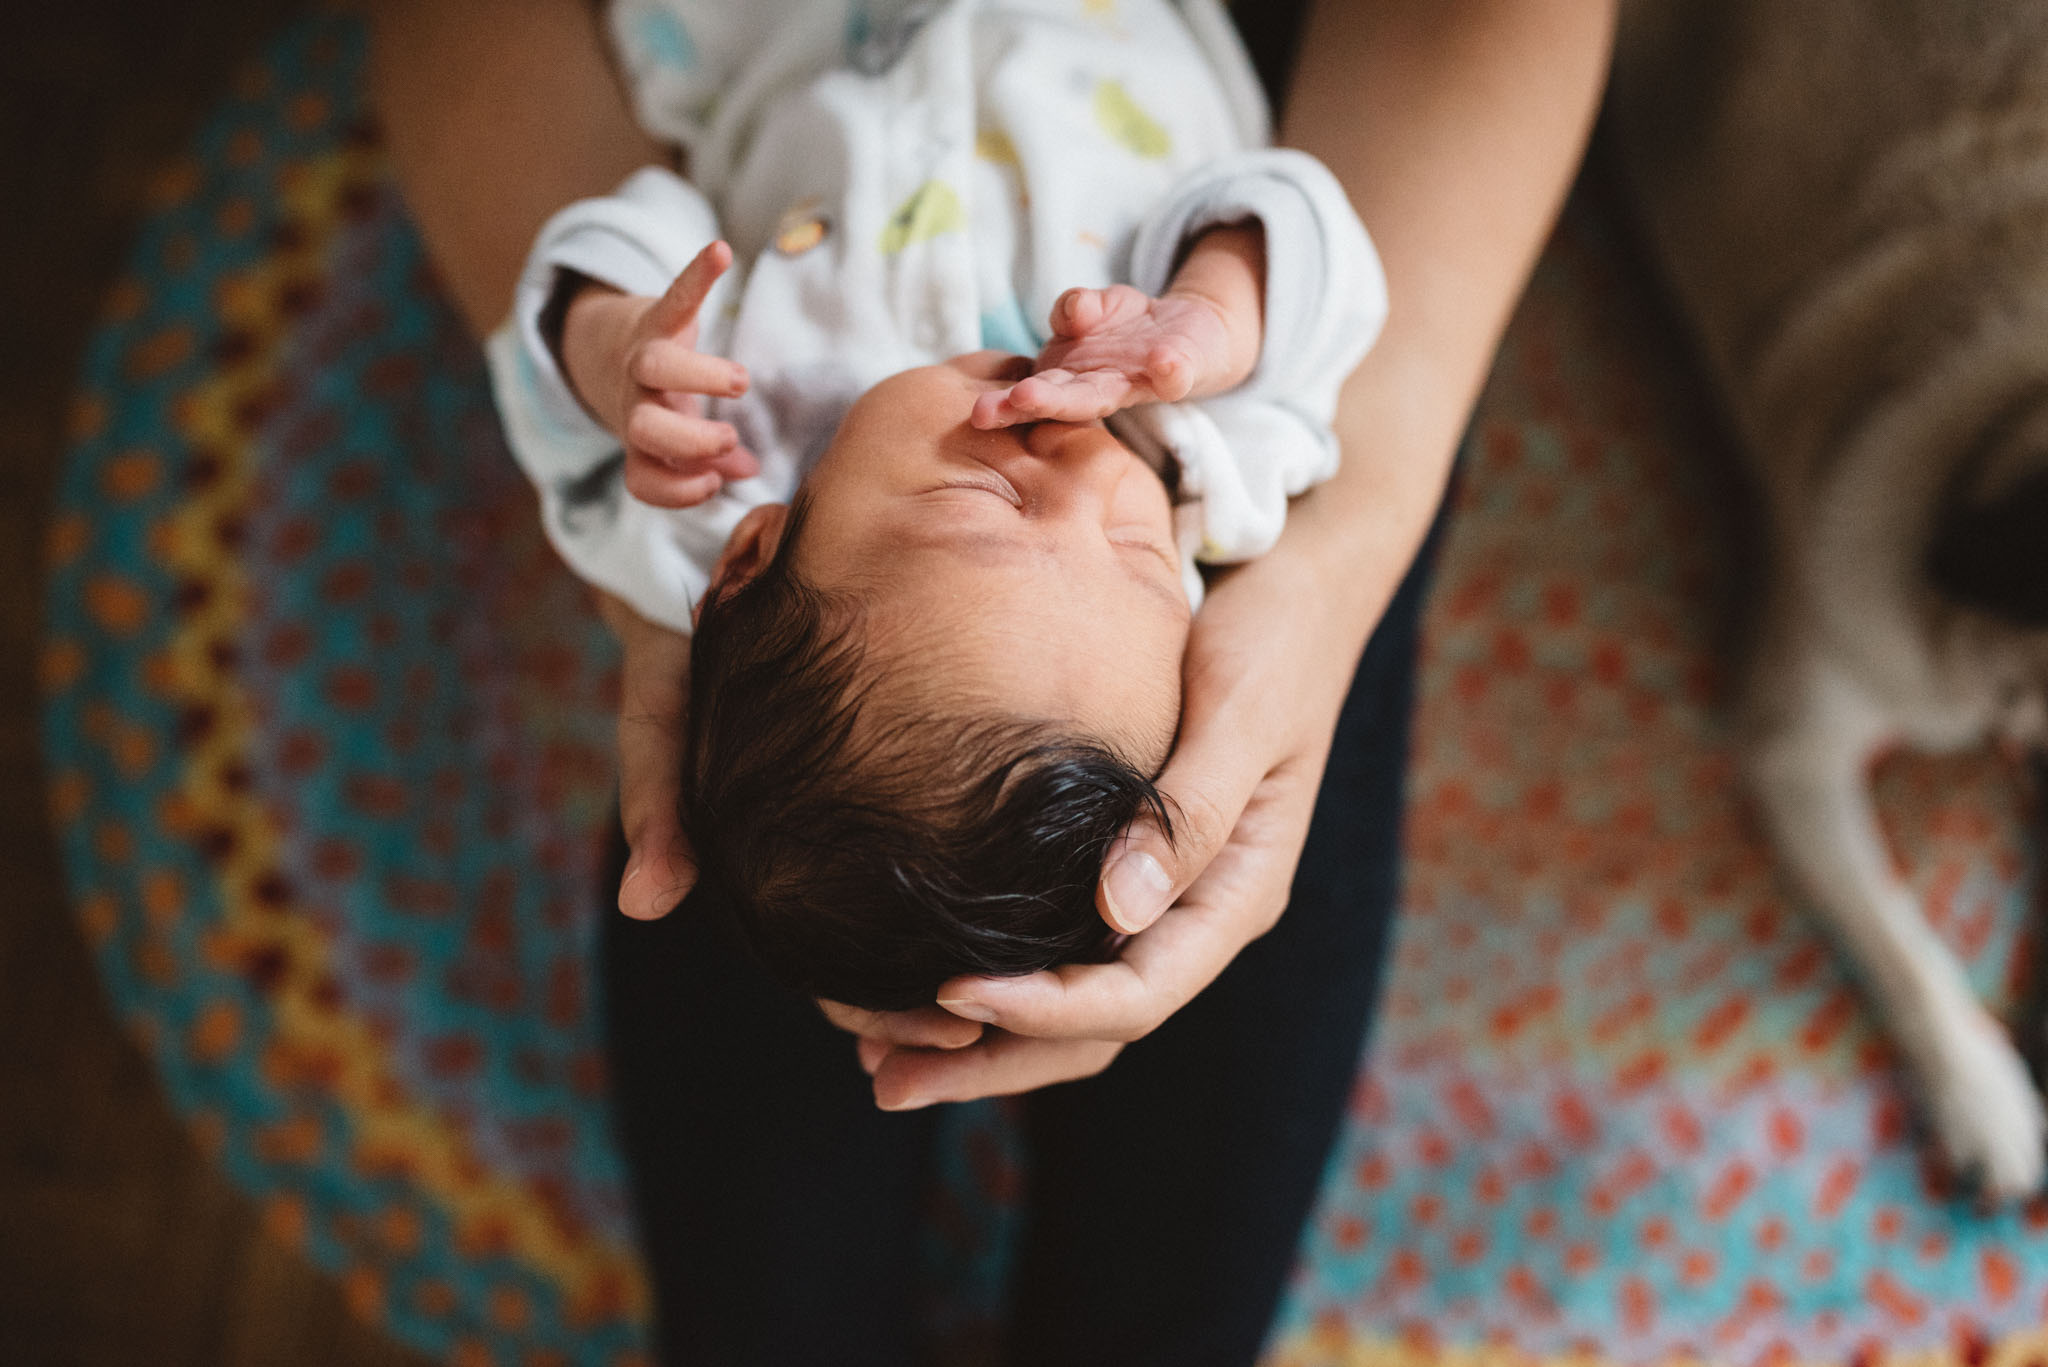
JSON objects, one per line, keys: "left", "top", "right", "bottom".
{"left": 774, "top": 200, "right": 830, "bottom": 256}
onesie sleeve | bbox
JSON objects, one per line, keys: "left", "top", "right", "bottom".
{"left": 1122, "top": 148, "right": 1387, "bottom": 565}
{"left": 483, "top": 164, "right": 738, "bottom": 634}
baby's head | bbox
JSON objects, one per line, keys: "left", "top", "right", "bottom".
{"left": 682, "top": 351, "right": 1193, "bottom": 1010}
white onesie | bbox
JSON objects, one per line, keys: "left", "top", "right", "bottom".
{"left": 486, "top": 0, "right": 1387, "bottom": 632}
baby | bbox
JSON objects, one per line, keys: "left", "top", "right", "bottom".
{"left": 486, "top": 0, "right": 1385, "bottom": 1010}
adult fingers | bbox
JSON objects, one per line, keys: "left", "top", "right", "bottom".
{"left": 612, "top": 605, "right": 697, "bottom": 919}
{"left": 1093, "top": 696, "right": 1274, "bottom": 934}
{"left": 644, "top": 240, "right": 733, "bottom": 336}
{"left": 931, "top": 756, "right": 1321, "bottom": 1042}
{"left": 856, "top": 1036, "right": 890, "bottom": 1076}
{"left": 816, "top": 999, "right": 984, "bottom": 1050}
{"left": 871, "top": 1033, "right": 1125, "bottom": 1110}
{"left": 932, "top": 875, "right": 1256, "bottom": 1041}
{"left": 629, "top": 339, "right": 748, "bottom": 398}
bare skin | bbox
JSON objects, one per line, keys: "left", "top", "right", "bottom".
{"left": 858, "top": 0, "right": 1620, "bottom": 1105}
{"left": 971, "top": 224, "right": 1268, "bottom": 429}
{"left": 556, "top": 223, "right": 1265, "bottom": 512}
{"left": 368, "top": 0, "right": 1618, "bottom": 1102}
{"left": 548, "top": 227, "right": 1268, "bottom": 803}
{"left": 558, "top": 242, "right": 758, "bottom": 509}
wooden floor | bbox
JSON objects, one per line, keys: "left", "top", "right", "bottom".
{"left": 0, "top": 5, "right": 429, "bottom": 1364}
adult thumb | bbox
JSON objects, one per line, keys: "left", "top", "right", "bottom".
{"left": 619, "top": 809, "right": 696, "bottom": 920}
{"left": 1097, "top": 735, "right": 1263, "bottom": 935}
{"left": 604, "top": 593, "right": 699, "bottom": 919}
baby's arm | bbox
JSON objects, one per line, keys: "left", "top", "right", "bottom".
{"left": 984, "top": 148, "right": 1386, "bottom": 566}
{"left": 970, "top": 223, "right": 1266, "bottom": 430}
{"left": 555, "top": 241, "right": 757, "bottom": 509}
{"left": 485, "top": 164, "right": 747, "bottom": 635}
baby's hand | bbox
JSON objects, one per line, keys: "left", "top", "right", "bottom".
{"left": 562, "top": 242, "right": 756, "bottom": 508}
{"left": 969, "top": 284, "right": 1230, "bottom": 429}
{"left": 971, "top": 223, "right": 1265, "bottom": 431}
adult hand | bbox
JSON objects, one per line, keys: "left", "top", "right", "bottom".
{"left": 839, "top": 0, "right": 1618, "bottom": 1111}
{"left": 597, "top": 591, "right": 699, "bottom": 920}
{"left": 849, "top": 535, "right": 1373, "bottom": 1109}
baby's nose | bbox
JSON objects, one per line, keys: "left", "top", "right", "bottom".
{"left": 1021, "top": 421, "right": 1126, "bottom": 503}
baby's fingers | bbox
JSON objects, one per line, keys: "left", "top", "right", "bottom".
{"left": 623, "top": 405, "right": 755, "bottom": 507}
{"left": 1009, "top": 369, "right": 1131, "bottom": 422}
{"left": 970, "top": 379, "right": 1074, "bottom": 429}
{"left": 645, "top": 240, "right": 734, "bottom": 336}
{"left": 970, "top": 388, "right": 1024, "bottom": 429}
{"left": 1048, "top": 283, "right": 1148, "bottom": 338}
{"left": 629, "top": 339, "right": 748, "bottom": 399}
{"left": 1049, "top": 288, "right": 1105, "bottom": 338}
{"left": 1143, "top": 341, "right": 1197, "bottom": 403}
{"left": 625, "top": 456, "right": 723, "bottom": 508}
{"left": 625, "top": 404, "right": 742, "bottom": 468}
{"left": 624, "top": 446, "right": 758, "bottom": 508}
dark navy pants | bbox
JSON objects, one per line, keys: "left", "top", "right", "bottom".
{"left": 597, "top": 497, "right": 1442, "bottom": 1367}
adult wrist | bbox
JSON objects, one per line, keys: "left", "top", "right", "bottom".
{"left": 1289, "top": 393, "right": 1463, "bottom": 644}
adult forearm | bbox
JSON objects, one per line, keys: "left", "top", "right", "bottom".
{"left": 366, "top": 0, "right": 664, "bottom": 337}
{"left": 1276, "top": 0, "right": 1616, "bottom": 641}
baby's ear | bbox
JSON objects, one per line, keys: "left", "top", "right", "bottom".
{"left": 697, "top": 503, "right": 792, "bottom": 624}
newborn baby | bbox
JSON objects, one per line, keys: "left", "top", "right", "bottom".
{"left": 486, "top": 0, "right": 1385, "bottom": 1009}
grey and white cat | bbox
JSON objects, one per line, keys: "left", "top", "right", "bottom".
{"left": 1612, "top": 0, "right": 2048, "bottom": 1198}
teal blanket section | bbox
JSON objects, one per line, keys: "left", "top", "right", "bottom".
{"left": 48, "top": 10, "right": 2048, "bottom": 1367}
{"left": 41, "top": 15, "right": 647, "bottom": 1361}
{"left": 42, "top": 14, "right": 1021, "bottom": 1362}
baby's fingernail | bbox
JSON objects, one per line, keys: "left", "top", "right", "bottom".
{"left": 729, "top": 366, "right": 748, "bottom": 394}
{"left": 1103, "top": 850, "right": 1172, "bottom": 934}
{"left": 937, "top": 997, "right": 997, "bottom": 1024}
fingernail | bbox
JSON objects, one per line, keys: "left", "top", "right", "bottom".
{"left": 1103, "top": 850, "right": 1172, "bottom": 934}
{"left": 654, "top": 872, "right": 693, "bottom": 916}
{"left": 878, "top": 1092, "right": 929, "bottom": 1112}
{"left": 937, "top": 997, "right": 997, "bottom": 1023}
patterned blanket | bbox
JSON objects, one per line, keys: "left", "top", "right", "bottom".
{"left": 41, "top": 13, "right": 2047, "bottom": 1366}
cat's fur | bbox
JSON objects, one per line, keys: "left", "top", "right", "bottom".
{"left": 1612, "top": 0, "right": 2048, "bottom": 1197}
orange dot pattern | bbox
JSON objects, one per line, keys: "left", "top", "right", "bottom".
{"left": 46, "top": 15, "right": 2048, "bottom": 1367}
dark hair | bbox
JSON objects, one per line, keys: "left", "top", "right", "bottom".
{"left": 681, "top": 496, "right": 1175, "bottom": 1011}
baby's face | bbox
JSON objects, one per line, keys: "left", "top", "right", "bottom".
{"left": 790, "top": 351, "right": 1191, "bottom": 765}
